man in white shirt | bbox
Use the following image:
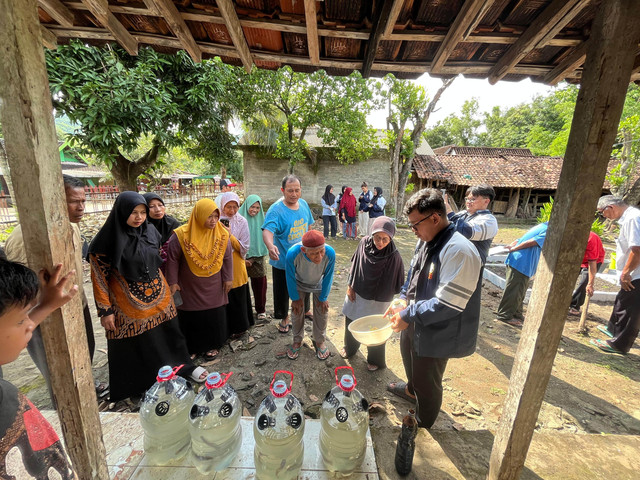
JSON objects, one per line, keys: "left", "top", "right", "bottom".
{"left": 592, "top": 195, "right": 640, "bottom": 354}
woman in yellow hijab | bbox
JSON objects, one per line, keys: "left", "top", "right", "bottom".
{"left": 165, "top": 198, "right": 233, "bottom": 361}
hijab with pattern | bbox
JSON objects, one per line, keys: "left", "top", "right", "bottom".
{"left": 218, "top": 192, "right": 250, "bottom": 259}
{"left": 142, "top": 192, "right": 181, "bottom": 244}
{"left": 173, "top": 198, "right": 229, "bottom": 277}
{"left": 88, "top": 191, "right": 163, "bottom": 282}
{"left": 238, "top": 194, "right": 269, "bottom": 258}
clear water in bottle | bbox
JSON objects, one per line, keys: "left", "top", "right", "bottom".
{"left": 139, "top": 365, "right": 195, "bottom": 465}
{"left": 253, "top": 370, "right": 305, "bottom": 480}
{"left": 189, "top": 372, "right": 242, "bottom": 474}
{"left": 319, "top": 366, "right": 369, "bottom": 475}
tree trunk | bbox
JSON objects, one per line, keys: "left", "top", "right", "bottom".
{"left": 520, "top": 188, "right": 532, "bottom": 217}
{"left": 505, "top": 188, "right": 520, "bottom": 217}
{"left": 109, "top": 145, "right": 160, "bottom": 191}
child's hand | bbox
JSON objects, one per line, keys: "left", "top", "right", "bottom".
{"left": 37, "top": 264, "right": 78, "bottom": 313}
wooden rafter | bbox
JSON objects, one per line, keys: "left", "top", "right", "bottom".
{"left": 80, "top": 0, "right": 137, "bottom": 55}
{"left": 543, "top": 40, "right": 589, "bottom": 85}
{"left": 216, "top": 0, "right": 253, "bottom": 72}
{"left": 144, "top": 0, "right": 201, "bottom": 62}
{"left": 38, "top": 0, "right": 74, "bottom": 27}
{"left": 431, "top": 0, "right": 496, "bottom": 74}
{"left": 304, "top": 0, "right": 319, "bottom": 65}
{"left": 488, "top": 0, "right": 589, "bottom": 84}
{"left": 40, "top": 25, "right": 58, "bottom": 48}
{"left": 362, "top": 0, "right": 397, "bottom": 78}
{"left": 383, "top": 0, "right": 404, "bottom": 37}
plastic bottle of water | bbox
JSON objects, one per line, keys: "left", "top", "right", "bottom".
{"left": 189, "top": 372, "right": 242, "bottom": 474}
{"left": 139, "top": 365, "right": 195, "bottom": 465}
{"left": 319, "top": 366, "right": 370, "bottom": 475}
{"left": 253, "top": 370, "right": 305, "bottom": 480}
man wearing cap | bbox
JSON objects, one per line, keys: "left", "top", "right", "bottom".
{"left": 592, "top": 195, "right": 640, "bottom": 354}
{"left": 262, "top": 175, "right": 315, "bottom": 333}
{"left": 284, "top": 230, "right": 335, "bottom": 360}
{"left": 358, "top": 182, "right": 371, "bottom": 236}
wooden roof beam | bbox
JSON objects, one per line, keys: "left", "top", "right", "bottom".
{"left": 40, "top": 25, "right": 58, "bottom": 48}
{"left": 383, "top": 0, "right": 405, "bottom": 37}
{"left": 543, "top": 40, "right": 589, "bottom": 85}
{"left": 80, "top": 0, "right": 137, "bottom": 55}
{"left": 144, "top": 0, "right": 201, "bottom": 62}
{"left": 38, "top": 0, "right": 74, "bottom": 27}
{"left": 431, "top": 0, "right": 496, "bottom": 74}
{"left": 304, "top": 0, "right": 320, "bottom": 65}
{"left": 216, "top": 0, "right": 253, "bottom": 72}
{"left": 488, "top": 0, "right": 589, "bottom": 84}
{"left": 362, "top": 0, "right": 397, "bottom": 78}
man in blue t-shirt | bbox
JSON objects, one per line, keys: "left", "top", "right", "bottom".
{"left": 495, "top": 222, "right": 548, "bottom": 327}
{"left": 262, "top": 175, "right": 315, "bottom": 333}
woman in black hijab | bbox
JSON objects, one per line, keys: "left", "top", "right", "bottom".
{"left": 340, "top": 216, "right": 404, "bottom": 371}
{"left": 143, "top": 192, "right": 182, "bottom": 267}
{"left": 321, "top": 184, "right": 337, "bottom": 239}
{"left": 88, "top": 192, "right": 207, "bottom": 404}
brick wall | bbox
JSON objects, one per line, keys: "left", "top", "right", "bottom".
{"left": 241, "top": 146, "right": 391, "bottom": 208}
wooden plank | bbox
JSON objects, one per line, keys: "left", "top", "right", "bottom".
{"left": 534, "top": 0, "right": 592, "bottom": 50}
{"left": 431, "top": 0, "right": 496, "bottom": 73}
{"left": 41, "top": 25, "right": 58, "bottom": 48}
{"left": 543, "top": 40, "right": 589, "bottom": 85}
{"left": 144, "top": 0, "right": 201, "bottom": 62}
{"left": 383, "top": 0, "right": 404, "bottom": 37}
{"left": 362, "top": 0, "right": 396, "bottom": 77}
{"left": 488, "top": 0, "right": 588, "bottom": 84}
{"left": 0, "top": 1, "right": 109, "bottom": 478}
{"left": 488, "top": 1, "right": 640, "bottom": 478}
{"left": 39, "top": 0, "right": 74, "bottom": 26}
{"left": 216, "top": 0, "right": 253, "bottom": 72}
{"left": 304, "top": 0, "right": 319, "bottom": 65}
{"left": 80, "top": 0, "right": 138, "bottom": 54}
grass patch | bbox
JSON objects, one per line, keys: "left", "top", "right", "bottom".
{"left": 490, "top": 387, "right": 506, "bottom": 396}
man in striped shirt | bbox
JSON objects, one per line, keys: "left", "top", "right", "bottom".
{"left": 386, "top": 188, "right": 481, "bottom": 429}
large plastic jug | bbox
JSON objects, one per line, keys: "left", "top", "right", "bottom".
{"left": 189, "top": 372, "right": 242, "bottom": 474}
{"left": 253, "top": 370, "right": 305, "bottom": 480}
{"left": 139, "top": 365, "right": 195, "bottom": 465}
{"left": 319, "top": 366, "right": 369, "bottom": 475}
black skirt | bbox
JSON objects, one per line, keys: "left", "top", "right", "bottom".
{"left": 107, "top": 317, "right": 194, "bottom": 402}
{"left": 177, "top": 306, "right": 228, "bottom": 355}
{"left": 227, "top": 283, "right": 254, "bottom": 335}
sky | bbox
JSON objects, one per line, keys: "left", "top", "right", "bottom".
{"left": 367, "top": 74, "right": 557, "bottom": 129}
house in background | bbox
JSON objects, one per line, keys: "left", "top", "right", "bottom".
{"left": 411, "top": 146, "right": 627, "bottom": 217}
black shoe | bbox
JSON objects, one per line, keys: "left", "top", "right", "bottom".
{"left": 395, "top": 409, "right": 418, "bottom": 476}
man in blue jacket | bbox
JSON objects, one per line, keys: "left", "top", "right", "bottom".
{"left": 386, "top": 189, "right": 481, "bottom": 428}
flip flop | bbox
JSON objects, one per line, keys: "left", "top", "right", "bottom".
{"left": 590, "top": 339, "right": 625, "bottom": 355}
{"left": 304, "top": 313, "right": 314, "bottom": 322}
{"left": 367, "top": 363, "right": 379, "bottom": 372}
{"left": 189, "top": 366, "right": 209, "bottom": 383}
{"left": 339, "top": 347, "right": 351, "bottom": 359}
{"left": 286, "top": 345, "right": 301, "bottom": 360}
{"left": 204, "top": 350, "right": 218, "bottom": 361}
{"left": 597, "top": 325, "right": 614, "bottom": 338}
{"left": 386, "top": 381, "right": 416, "bottom": 403}
{"left": 316, "top": 346, "right": 330, "bottom": 361}
{"left": 278, "top": 321, "right": 292, "bottom": 334}
{"left": 499, "top": 318, "right": 523, "bottom": 327}
{"left": 95, "top": 381, "right": 110, "bottom": 400}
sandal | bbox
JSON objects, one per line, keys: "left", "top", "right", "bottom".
{"left": 95, "top": 381, "right": 110, "bottom": 400}
{"left": 339, "top": 347, "right": 351, "bottom": 359}
{"left": 204, "top": 350, "right": 218, "bottom": 361}
{"left": 257, "top": 313, "right": 267, "bottom": 320}
{"left": 386, "top": 381, "right": 416, "bottom": 403}
{"left": 367, "top": 363, "right": 379, "bottom": 372}
{"left": 189, "top": 366, "right": 209, "bottom": 383}
{"left": 304, "top": 312, "right": 314, "bottom": 321}
{"left": 278, "top": 320, "right": 292, "bottom": 334}
{"left": 591, "top": 339, "right": 625, "bottom": 355}
{"left": 597, "top": 325, "right": 614, "bottom": 338}
{"left": 316, "top": 346, "right": 330, "bottom": 361}
{"left": 286, "top": 345, "right": 301, "bottom": 360}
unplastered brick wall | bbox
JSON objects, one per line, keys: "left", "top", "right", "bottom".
{"left": 241, "top": 147, "right": 391, "bottom": 207}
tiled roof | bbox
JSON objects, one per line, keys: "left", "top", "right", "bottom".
{"left": 432, "top": 146, "right": 534, "bottom": 156}
{"left": 413, "top": 154, "right": 629, "bottom": 190}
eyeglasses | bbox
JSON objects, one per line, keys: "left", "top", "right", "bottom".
{"left": 596, "top": 205, "right": 611, "bottom": 217}
{"left": 409, "top": 213, "right": 437, "bottom": 231}
{"left": 465, "top": 197, "right": 477, "bottom": 203}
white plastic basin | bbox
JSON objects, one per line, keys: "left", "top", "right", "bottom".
{"left": 348, "top": 314, "right": 393, "bottom": 347}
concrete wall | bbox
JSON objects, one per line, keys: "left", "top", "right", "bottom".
{"left": 241, "top": 147, "right": 391, "bottom": 207}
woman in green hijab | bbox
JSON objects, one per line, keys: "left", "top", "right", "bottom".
{"left": 238, "top": 194, "right": 269, "bottom": 321}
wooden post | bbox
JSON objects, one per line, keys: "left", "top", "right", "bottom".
{"left": 488, "top": 1, "right": 640, "bottom": 479}
{"left": 505, "top": 187, "right": 519, "bottom": 217}
{"left": 0, "top": 1, "right": 109, "bottom": 478}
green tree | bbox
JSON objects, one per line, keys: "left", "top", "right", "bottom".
{"left": 383, "top": 74, "right": 454, "bottom": 216}
{"left": 46, "top": 41, "right": 236, "bottom": 190}
{"left": 423, "top": 98, "right": 483, "bottom": 148}
{"left": 233, "top": 66, "right": 380, "bottom": 172}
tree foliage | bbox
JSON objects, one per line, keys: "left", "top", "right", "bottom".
{"left": 232, "top": 66, "right": 380, "bottom": 171}
{"left": 46, "top": 41, "right": 236, "bottom": 190}
{"left": 423, "top": 99, "right": 483, "bottom": 148}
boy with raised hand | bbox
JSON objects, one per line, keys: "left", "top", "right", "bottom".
{"left": 284, "top": 230, "right": 336, "bottom": 361}
{"left": 0, "top": 260, "right": 79, "bottom": 479}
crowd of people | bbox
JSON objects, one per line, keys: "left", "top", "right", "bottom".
{"left": 0, "top": 172, "right": 638, "bottom": 476}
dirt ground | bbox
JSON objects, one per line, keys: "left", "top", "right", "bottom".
{"left": 3, "top": 219, "right": 640, "bottom": 479}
